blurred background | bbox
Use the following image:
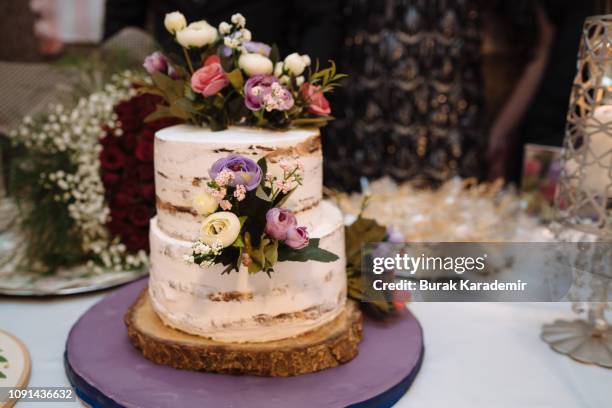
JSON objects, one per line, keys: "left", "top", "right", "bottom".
{"left": 1, "top": 0, "right": 610, "bottom": 195}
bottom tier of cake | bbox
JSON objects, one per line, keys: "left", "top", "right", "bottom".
{"left": 148, "top": 200, "right": 347, "bottom": 343}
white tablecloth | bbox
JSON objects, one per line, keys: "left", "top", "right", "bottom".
{"left": 1, "top": 292, "right": 610, "bottom": 407}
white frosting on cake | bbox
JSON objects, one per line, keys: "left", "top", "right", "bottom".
{"left": 149, "top": 125, "right": 347, "bottom": 343}
{"left": 155, "top": 125, "right": 322, "bottom": 240}
{"left": 148, "top": 201, "right": 346, "bottom": 343}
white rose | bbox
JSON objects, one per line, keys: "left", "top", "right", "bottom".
{"left": 164, "top": 11, "right": 187, "bottom": 34}
{"left": 302, "top": 54, "right": 311, "bottom": 67}
{"left": 192, "top": 192, "right": 218, "bottom": 215}
{"left": 199, "top": 212, "right": 241, "bottom": 248}
{"left": 274, "top": 61, "right": 284, "bottom": 77}
{"left": 176, "top": 21, "right": 218, "bottom": 48}
{"left": 239, "top": 53, "right": 273, "bottom": 76}
{"left": 284, "top": 52, "right": 307, "bottom": 76}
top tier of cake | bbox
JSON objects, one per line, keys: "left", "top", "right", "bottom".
{"left": 154, "top": 125, "right": 322, "bottom": 240}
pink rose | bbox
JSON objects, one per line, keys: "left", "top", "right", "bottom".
{"left": 285, "top": 226, "right": 309, "bottom": 249}
{"left": 300, "top": 83, "right": 331, "bottom": 116}
{"left": 265, "top": 208, "right": 297, "bottom": 240}
{"left": 203, "top": 55, "right": 221, "bottom": 66}
{"left": 191, "top": 57, "right": 229, "bottom": 97}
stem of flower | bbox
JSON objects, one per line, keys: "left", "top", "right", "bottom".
{"left": 182, "top": 47, "right": 195, "bottom": 74}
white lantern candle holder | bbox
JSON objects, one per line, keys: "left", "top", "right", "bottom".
{"left": 541, "top": 14, "right": 612, "bottom": 368}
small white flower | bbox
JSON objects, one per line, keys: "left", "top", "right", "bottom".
{"left": 176, "top": 20, "right": 218, "bottom": 48}
{"left": 224, "top": 36, "right": 240, "bottom": 49}
{"left": 284, "top": 52, "right": 309, "bottom": 76}
{"left": 233, "top": 184, "right": 246, "bottom": 201}
{"left": 199, "top": 211, "right": 241, "bottom": 248}
{"left": 296, "top": 75, "right": 305, "bottom": 86}
{"left": 276, "top": 179, "right": 293, "bottom": 194}
{"left": 214, "top": 169, "right": 234, "bottom": 187}
{"left": 231, "top": 13, "right": 246, "bottom": 27}
{"left": 164, "top": 11, "right": 187, "bottom": 34}
{"left": 218, "top": 21, "right": 231, "bottom": 35}
{"left": 238, "top": 53, "right": 273, "bottom": 76}
{"left": 241, "top": 29, "right": 252, "bottom": 42}
{"left": 206, "top": 186, "right": 227, "bottom": 200}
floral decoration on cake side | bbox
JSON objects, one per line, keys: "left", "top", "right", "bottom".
{"left": 141, "top": 12, "right": 345, "bottom": 130}
{"left": 184, "top": 154, "right": 338, "bottom": 275}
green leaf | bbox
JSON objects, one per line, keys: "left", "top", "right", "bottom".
{"left": 277, "top": 239, "right": 339, "bottom": 263}
{"left": 269, "top": 44, "right": 280, "bottom": 65}
{"left": 345, "top": 216, "right": 386, "bottom": 262}
{"left": 0, "top": 371, "right": 5, "bottom": 379}
{"left": 273, "top": 186, "right": 296, "bottom": 208}
{"left": 256, "top": 157, "right": 268, "bottom": 175}
{"left": 232, "top": 234, "right": 244, "bottom": 248}
{"left": 248, "top": 261, "right": 262, "bottom": 273}
{"left": 150, "top": 72, "right": 185, "bottom": 102}
{"left": 264, "top": 239, "right": 279, "bottom": 266}
{"left": 239, "top": 216, "right": 248, "bottom": 226}
{"left": 168, "top": 103, "right": 193, "bottom": 120}
{"left": 343, "top": 213, "right": 399, "bottom": 319}
{"left": 174, "top": 97, "right": 202, "bottom": 115}
{"left": 219, "top": 53, "right": 235, "bottom": 72}
{"left": 226, "top": 69, "right": 245, "bottom": 92}
{"left": 256, "top": 185, "right": 272, "bottom": 202}
{"left": 144, "top": 104, "right": 173, "bottom": 122}
{"left": 0, "top": 356, "right": 6, "bottom": 363}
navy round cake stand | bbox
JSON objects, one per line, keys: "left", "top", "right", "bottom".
{"left": 65, "top": 278, "right": 424, "bottom": 408}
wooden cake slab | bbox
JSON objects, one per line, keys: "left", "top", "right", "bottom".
{"left": 65, "top": 278, "right": 424, "bottom": 408}
{"left": 125, "top": 287, "right": 363, "bottom": 376}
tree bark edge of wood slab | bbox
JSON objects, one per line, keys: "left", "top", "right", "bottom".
{"left": 125, "top": 287, "right": 363, "bottom": 377}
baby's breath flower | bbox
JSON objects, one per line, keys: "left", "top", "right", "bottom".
{"left": 231, "top": 13, "right": 246, "bottom": 28}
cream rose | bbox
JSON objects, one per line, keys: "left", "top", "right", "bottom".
{"left": 164, "top": 11, "right": 187, "bottom": 34}
{"left": 192, "top": 192, "right": 218, "bottom": 215}
{"left": 199, "top": 212, "right": 241, "bottom": 248}
{"left": 176, "top": 21, "right": 218, "bottom": 48}
{"left": 283, "top": 52, "right": 310, "bottom": 76}
{"left": 238, "top": 53, "right": 273, "bottom": 76}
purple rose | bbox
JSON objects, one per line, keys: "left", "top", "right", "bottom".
{"left": 143, "top": 51, "right": 168, "bottom": 75}
{"left": 244, "top": 75, "right": 275, "bottom": 111}
{"left": 209, "top": 154, "right": 262, "bottom": 191}
{"left": 244, "top": 75, "right": 294, "bottom": 112}
{"left": 386, "top": 225, "right": 404, "bottom": 243}
{"left": 265, "top": 208, "right": 297, "bottom": 240}
{"left": 285, "top": 226, "right": 309, "bottom": 249}
{"left": 143, "top": 51, "right": 179, "bottom": 78}
{"left": 244, "top": 41, "right": 271, "bottom": 56}
{"left": 222, "top": 42, "right": 271, "bottom": 58}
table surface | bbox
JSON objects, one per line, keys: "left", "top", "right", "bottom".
{"left": 1, "top": 291, "right": 610, "bottom": 408}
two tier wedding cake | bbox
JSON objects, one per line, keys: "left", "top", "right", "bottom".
{"left": 149, "top": 125, "right": 347, "bottom": 343}
{"left": 125, "top": 11, "right": 362, "bottom": 376}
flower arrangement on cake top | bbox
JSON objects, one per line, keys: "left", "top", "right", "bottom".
{"left": 184, "top": 154, "right": 338, "bottom": 275}
{"left": 141, "top": 12, "right": 345, "bottom": 130}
